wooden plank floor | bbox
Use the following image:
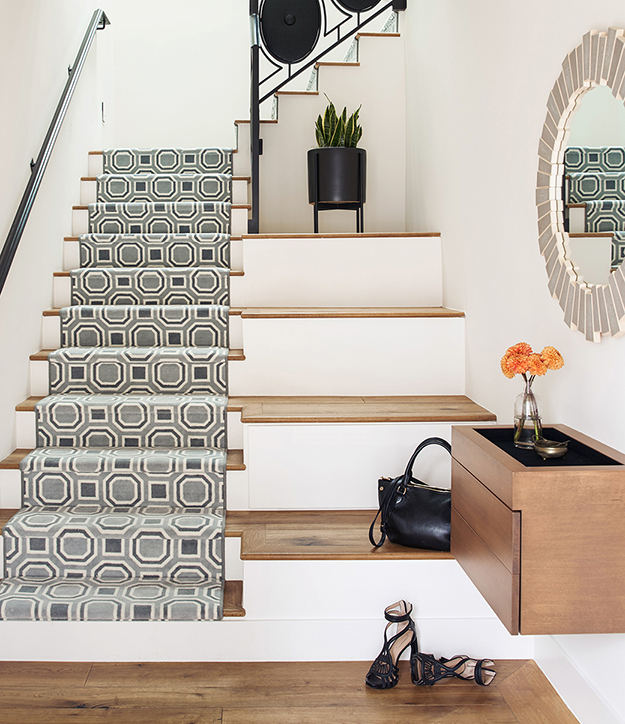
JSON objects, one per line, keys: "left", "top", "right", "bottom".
{"left": 0, "top": 659, "right": 579, "bottom": 723}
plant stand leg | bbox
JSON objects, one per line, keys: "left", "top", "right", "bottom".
{"left": 314, "top": 203, "right": 319, "bottom": 233}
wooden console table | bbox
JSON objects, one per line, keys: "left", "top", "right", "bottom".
{"left": 451, "top": 424, "right": 625, "bottom": 635}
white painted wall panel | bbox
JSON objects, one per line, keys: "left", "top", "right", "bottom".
{"left": 230, "top": 317, "right": 465, "bottom": 395}
{"left": 246, "top": 422, "right": 455, "bottom": 509}
{"left": 239, "top": 235, "right": 442, "bottom": 307}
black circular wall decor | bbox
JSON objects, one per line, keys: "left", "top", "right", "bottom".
{"left": 259, "top": 0, "right": 322, "bottom": 64}
{"left": 336, "top": 0, "right": 381, "bottom": 12}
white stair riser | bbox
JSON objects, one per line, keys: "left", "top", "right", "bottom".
{"left": 238, "top": 236, "right": 442, "bottom": 307}
{"left": 0, "top": 561, "right": 534, "bottom": 661}
{"left": 14, "top": 410, "right": 245, "bottom": 454}
{"left": 80, "top": 179, "right": 248, "bottom": 206}
{"left": 88, "top": 154, "right": 104, "bottom": 176}
{"left": 245, "top": 422, "right": 456, "bottom": 510}
{"left": 63, "top": 238, "right": 244, "bottom": 272}
{"left": 39, "top": 315, "right": 244, "bottom": 353}
{"left": 72, "top": 207, "right": 248, "bottom": 237}
{"left": 569, "top": 206, "right": 585, "bottom": 233}
{"left": 229, "top": 317, "right": 465, "bottom": 396}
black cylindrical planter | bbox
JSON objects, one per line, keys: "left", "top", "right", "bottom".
{"left": 308, "top": 147, "right": 366, "bottom": 204}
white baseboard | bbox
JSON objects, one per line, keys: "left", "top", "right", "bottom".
{"left": 535, "top": 636, "right": 624, "bottom": 724}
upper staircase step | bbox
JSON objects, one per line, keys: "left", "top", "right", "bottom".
{"left": 77, "top": 233, "right": 230, "bottom": 268}
{"left": 69, "top": 267, "right": 229, "bottom": 306}
{"left": 88, "top": 202, "right": 232, "bottom": 236}
{"left": 97, "top": 173, "right": 232, "bottom": 204}
{"left": 102, "top": 148, "right": 232, "bottom": 175}
{"left": 59, "top": 304, "right": 230, "bottom": 348}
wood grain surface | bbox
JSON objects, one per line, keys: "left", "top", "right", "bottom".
{"left": 0, "top": 660, "right": 578, "bottom": 723}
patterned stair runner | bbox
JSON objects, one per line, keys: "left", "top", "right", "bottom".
{"left": 0, "top": 147, "right": 233, "bottom": 621}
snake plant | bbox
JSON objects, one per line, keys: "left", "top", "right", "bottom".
{"left": 315, "top": 96, "right": 362, "bottom": 148}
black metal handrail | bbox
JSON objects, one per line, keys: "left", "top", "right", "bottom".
{"left": 0, "top": 8, "right": 110, "bottom": 296}
{"left": 248, "top": 0, "right": 406, "bottom": 233}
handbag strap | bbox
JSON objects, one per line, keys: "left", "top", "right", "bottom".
{"left": 369, "top": 437, "right": 452, "bottom": 548}
{"left": 401, "top": 437, "right": 451, "bottom": 487}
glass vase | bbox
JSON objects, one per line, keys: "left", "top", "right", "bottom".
{"left": 513, "top": 381, "right": 542, "bottom": 448}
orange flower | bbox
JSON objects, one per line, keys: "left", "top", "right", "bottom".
{"left": 541, "top": 346, "right": 564, "bottom": 370}
{"left": 500, "top": 342, "right": 534, "bottom": 378}
{"left": 526, "top": 353, "right": 547, "bottom": 376}
{"left": 505, "top": 342, "right": 533, "bottom": 357}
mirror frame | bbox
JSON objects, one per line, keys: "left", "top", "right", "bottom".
{"left": 537, "top": 28, "right": 625, "bottom": 342}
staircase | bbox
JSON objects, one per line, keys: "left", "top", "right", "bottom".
{"left": 0, "top": 31, "right": 536, "bottom": 662}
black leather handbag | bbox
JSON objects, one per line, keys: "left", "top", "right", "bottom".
{"left": 369, "top": 437, "right": 452, "bottom": 551}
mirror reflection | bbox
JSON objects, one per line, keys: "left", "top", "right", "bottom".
{"left": 565, "top": 86, "right": 625, "bottom": 286}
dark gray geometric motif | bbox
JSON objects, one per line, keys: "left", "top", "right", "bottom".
{"left": 79, "top": 234, "right": 230, "bottom": 268}
{"left": 36, "top": 394, "right": 228, "bottom": 450}
{"left": 97, "top": 174, "right": 232, "bottom": 203}
{"left": 21, "top": 447, "right": 226, "bottom": 509}
{"left": 0, "top": 578, "right": 222, "bottom": 621}
{"left": 611, "top": 231, "right": 625, "bottom": 269}
{"left": 103, "top": 148, "right": 232, "bottom": 175}
{"left": 70, "top": 268, "right": 229, "bottom": 306}
{"left": 49, "top": 347, "right": 228, "bottom": 395}
{"left": 567, "top": 172, "right": 625, "bottom": 203}
{"left": 60, "top": 305, "right": 229, "bottom": 348}
{"left": 89, "top": 202, "right": 231, "bottom": 235}
{"left": 585, "top": 200, "right": 625, "bottom": 232}
{"left": 4, "top": 506, "right": 223, "bottom": 584}
{"left": 564, "top": 147, "right": 625, "bottom": 173}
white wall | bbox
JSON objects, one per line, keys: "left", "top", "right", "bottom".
{"left": 100, "top": 0, "right": 249, "bottom": 149}
{"left": 0, "top": 1, "right": 105, "bottom": 458}
{"left": 404, "top": 3, "right": 625, "bottom": 722}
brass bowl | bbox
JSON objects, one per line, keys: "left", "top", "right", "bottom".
{"left": 533, "top": 437, "right": 569, "bottom": 460}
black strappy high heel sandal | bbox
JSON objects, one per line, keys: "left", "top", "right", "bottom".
{"left": 411, "top": 652, "right": 496, "bottom": 686}
{"left": 365, "top": 600, "right": 418, "bottom": 689}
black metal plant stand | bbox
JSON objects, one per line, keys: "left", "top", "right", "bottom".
{"left": 248, "top": 0, "right": 406, "bottom": 234}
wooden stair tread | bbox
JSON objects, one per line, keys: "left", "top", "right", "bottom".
{"left": 225, "top": 510, "right": 453, "bottom": 561}
{"left": 235, "top": 119, "right": 278, "bottom": 125}
{"left": 315, "top": 61, "right": 360, "bottom": 68}
{"left": 228, "top": 395, "right": 495, "bottom": 423}
{"left": 0, "top": 448, "right": 245, "bottom": 471}
{"left": 568, "top": 232, "right": 614, "bottom": 237}
{"left": 223, "top": 580, "right": 245, "bottom": 617}
{"left": 240, "top": 307, "right": 464, "bottom": 319}
{"left": 275, "top": 90, "right": 319, "bottom": 96}
{"left": 16, "top": 394, "right": 494, "bottom": 422}
{"left": 356, "top": 32, "right": 401, "bottom": 38}
{"left": 30, "top": 349, "right": 245, "bottom": 361}
{"left": 241, "top": 231, "right": 441, "bottom": 239}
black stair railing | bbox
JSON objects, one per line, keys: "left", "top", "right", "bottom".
{"left": 0, "top": 8, "right": 110, "bottom": 296}
{"left": 248, "top": 0, "right": 406, "bottom": 234}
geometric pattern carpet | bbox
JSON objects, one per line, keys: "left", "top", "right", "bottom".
{"left": 0, "top": 147, "right": 232, "bottom": 621}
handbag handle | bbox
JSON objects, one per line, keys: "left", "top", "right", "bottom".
{"left": 369, "top": 437, "right": 452, "bottom": 548}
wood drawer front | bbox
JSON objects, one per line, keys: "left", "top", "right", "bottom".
{"left": 451, "top": 459, "right": 520, "bottom": 575}
{"left": 451, "top": 507, "right": 519, "bottom": 635}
